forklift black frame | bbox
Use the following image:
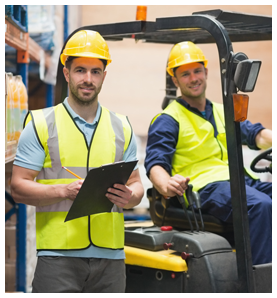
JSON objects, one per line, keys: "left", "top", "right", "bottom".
{"left": 55, "top": 10, "right": 272, "bottom": 293}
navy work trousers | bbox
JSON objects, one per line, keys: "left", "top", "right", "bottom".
{"left": 199, "top": 176, "right": 272, "bottom": 265}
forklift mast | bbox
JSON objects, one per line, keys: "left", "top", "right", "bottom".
{"left": 55, "top": 10, "right": 272, "bottom": 293}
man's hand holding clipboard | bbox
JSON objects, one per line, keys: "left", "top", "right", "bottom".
{"left": 64, "top": 160, "right": 138, "bottom": 222}
{"left": 105, "top": 182, "right": 133, "bottom": 209}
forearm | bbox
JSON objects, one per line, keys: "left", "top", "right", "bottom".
{"left": 123, "top": 180, "right": 144, "bottom": 209}
{"left": 255, "top": 128, "right": 272, "bottom": 150}
{"left": 149, "top": 165, "right": 190, "bottom": 198}
{"left": 11, "top": 165, "right": 83, "bottom": 207}
{"left": 149, "top": 165, "right": 172, "bottom": 196}
{"left": 11, "top": 178, "right": 66, "bottom": 207}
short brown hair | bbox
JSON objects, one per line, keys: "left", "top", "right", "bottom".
{"left": 65, "top": 56, "right": 107, "bottom": 71}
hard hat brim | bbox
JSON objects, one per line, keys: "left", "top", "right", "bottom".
{"left": 60, "top": 52, "right": 112, "bottom": 66}
{"left": 167, "top": 60, "right": 208, "bottom": 76}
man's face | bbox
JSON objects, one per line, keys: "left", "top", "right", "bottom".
{"left": 172, "top": 62, "right": 208, "bottom": 101}
{"left": 63, "top": 57, "right": 106, "bottom": 106}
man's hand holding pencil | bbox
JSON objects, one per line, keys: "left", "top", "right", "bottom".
{"left": 62, "top": 166, "right": 84, "bottom": 201}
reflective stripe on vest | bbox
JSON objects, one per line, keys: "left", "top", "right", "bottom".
{"left": 25, "top": 103, "right": 132, "bottom": 250}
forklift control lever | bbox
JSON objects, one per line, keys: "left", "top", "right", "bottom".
{"left": 181, "top": 252, "right": 193, "bottom": 260}
{"left": 186, "top": 185, "right": 200, "bottom": 232}
{"left": 163, "top": 242, "right": 174, "bottom": 250}
{"left": 193, "top": 191, "right": 205, "bottom": 232}
{"left": 177, "top": 194, "right": 193, "bottom": 232}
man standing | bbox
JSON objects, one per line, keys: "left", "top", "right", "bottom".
{"left": 11, "top": 30, "right": 144, "bottom": 293}
{"left": 144, "top": 41, "right": 272, "bottom": 265}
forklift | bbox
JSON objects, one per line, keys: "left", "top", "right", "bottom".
{"left": 55, "top": 9, "right": 272, "bottom": 293}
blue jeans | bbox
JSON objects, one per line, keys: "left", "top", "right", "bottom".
{"left": 199, "top": 177, "right": 272, "bottom": 265}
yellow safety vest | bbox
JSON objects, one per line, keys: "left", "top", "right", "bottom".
{"left": 152, "top": 100, "right": 256, "bottom": 205}
{"left": 24, "top": 103, "right": 132, "bottom": 251}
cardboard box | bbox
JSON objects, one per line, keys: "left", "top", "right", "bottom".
{"left": 5, "top": 263, "right": 16, "bottom": 292}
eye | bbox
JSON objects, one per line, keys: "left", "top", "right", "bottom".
{"left": 76, "top": 68, "right": 84, "bottom": 73}
{"left": 92, "top": 69, "right": 102, "bottom": 75}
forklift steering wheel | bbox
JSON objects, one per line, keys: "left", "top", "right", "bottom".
{"left": 250, "top": 148, "right": 272, "bottom": 174}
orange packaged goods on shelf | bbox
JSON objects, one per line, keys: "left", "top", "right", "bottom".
{"left": 13, "top": 76, "right": 21, "bottom": 141}
{"left": 5, "top": 73, "right": 8, "bottom": 151}
{"left": 6, "top": 73, "right": 15, "bottom": 142}
{"left": 5, "top": 73, "right": 18, "bottom": 162}
{"left": 17, "top": 75, "right": 28, "bottom": 129}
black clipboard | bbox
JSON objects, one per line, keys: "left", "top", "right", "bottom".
{"left": 64, "top": 160, "right": 138, "bottom": 222}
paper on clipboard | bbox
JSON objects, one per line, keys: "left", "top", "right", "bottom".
{"left": 64, "top": 160, "right": 138, "bottom": 222}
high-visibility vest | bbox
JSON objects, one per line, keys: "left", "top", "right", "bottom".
{"left": 151, "top": 100, "right": 256, "bottom": 205}
{"left": 24, "top": 103, "right": 132, "bottom": 250}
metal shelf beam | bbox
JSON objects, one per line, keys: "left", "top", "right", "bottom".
{"left": 5, "top": 18, "right": 50, "bottom": 68}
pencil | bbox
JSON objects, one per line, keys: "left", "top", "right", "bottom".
{"left": 62, "top": 166, "right": 82, "bottom": 179}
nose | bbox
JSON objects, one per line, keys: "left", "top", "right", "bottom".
{"left": 189, "top": 72, "right": 198, "bottom": 82}
{"left": 83, "top": 71, "right": 93, "bottom": 84}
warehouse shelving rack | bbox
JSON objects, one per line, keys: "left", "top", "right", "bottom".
{"left": 5, "top": 5, "right": 52, "bottom": 292}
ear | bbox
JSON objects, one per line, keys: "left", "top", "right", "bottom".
{"left": 171, "top": 76, "right": 179, "bottom": 88}
{"left": 63, "top": 67, "right": 70, "bottom": 83}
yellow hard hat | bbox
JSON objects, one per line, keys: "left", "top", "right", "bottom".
{"left": 166, "top": 41, "right": 208, "bottom": 76}
{"left": 60, "top": 30, "right": 112, "bottom": 66}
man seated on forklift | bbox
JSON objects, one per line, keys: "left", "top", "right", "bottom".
{"left": 144, "top": 41, "right": 272, "bottom": 266}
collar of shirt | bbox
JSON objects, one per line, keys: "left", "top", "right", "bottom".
{"left": 176, "top": 97, "right": 218, "bottom": 136}
{"left": 63, "top": 97, "right": 101, "bottom": 126}
{"left": 176, "top": 97, "right": 213, "bottom": 120}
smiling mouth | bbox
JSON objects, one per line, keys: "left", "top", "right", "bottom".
{"left": 190, "top": 84, "right": 200, "bottom": 89}
{"left": 80, "top": 86, "right": 95, "bottom": 92}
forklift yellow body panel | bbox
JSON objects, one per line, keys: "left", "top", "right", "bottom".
{"left": 124, "top": 245, "right": 188, "bottom": 272}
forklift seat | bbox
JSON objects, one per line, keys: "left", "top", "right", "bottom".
{"left": 147, "top": 187, "right": 234, "bottom": 240}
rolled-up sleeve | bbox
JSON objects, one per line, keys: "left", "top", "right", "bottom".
{"left": 13, "top": 121, "right": 45, "bottom": 171}
{"left": 240, "top": 120, "right": 265, "bottom": 150}
{"left": 144, "top": 114, "right": 179, "bottom": 177}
